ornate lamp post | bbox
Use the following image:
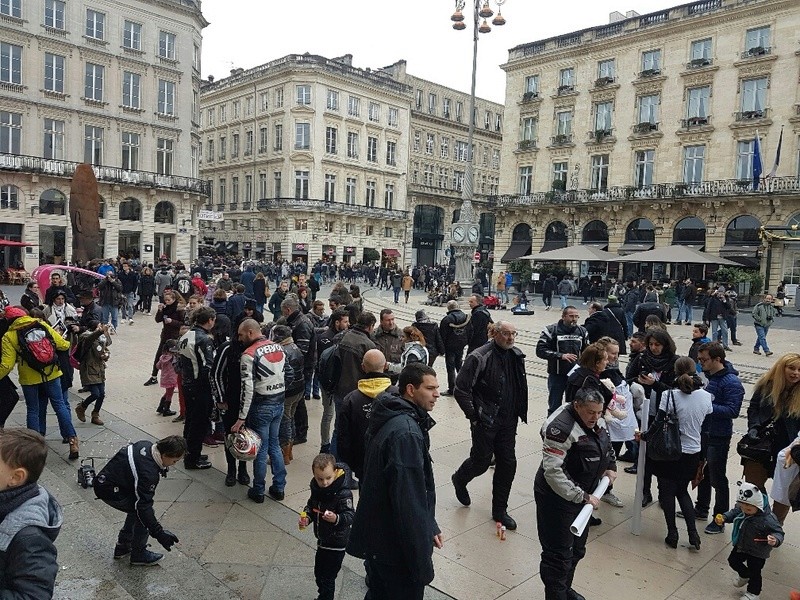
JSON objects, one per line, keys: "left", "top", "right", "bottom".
{"left": 449, "top": 0, "right": 507, "bottom": 288}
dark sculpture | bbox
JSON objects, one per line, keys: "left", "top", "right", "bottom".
{"left": 70, "top": 164, "right": 102, "bottom": 264}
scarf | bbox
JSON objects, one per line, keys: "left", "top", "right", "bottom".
{"left": 0, "top": 482, "right": 39, "bottom": 523}
{"left": 643, "top": 348, "right": 673, "bottom": 374}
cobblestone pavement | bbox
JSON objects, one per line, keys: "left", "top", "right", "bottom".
{"left": 3, "top": 284, "right": 798, "bottom": 599}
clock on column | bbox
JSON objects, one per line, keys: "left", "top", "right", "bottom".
{"left": 467, "top": 225, "right": 479, "bottom": 244}
{"left": 451, "top": 225, "right": 466, "bottom": 243}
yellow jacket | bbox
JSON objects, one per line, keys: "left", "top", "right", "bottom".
{"left": 0, "top": 316, "right": 70, "bottom": 385}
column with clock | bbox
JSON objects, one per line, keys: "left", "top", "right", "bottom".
{"left": 450, "top": 219, "right": 480, "bottom": 287}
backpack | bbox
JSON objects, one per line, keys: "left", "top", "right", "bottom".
{"left": 176, "top": 277, "right": 192, "bottom": 297}
{"left": 17, "top": 322, "right": 59, "bottom": 377}
{"left": 317, "top": 343, "right": 342, "bottom": 392}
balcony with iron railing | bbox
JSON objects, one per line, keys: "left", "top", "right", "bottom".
{"left": 0, "top": 153, "right": 211, "bottom": 196}
{"left": 632, "top": 122, "right": 659, "bottom": 134}
{"left": 682, "top": 116, "right": 712, "bottom": 129}
{"left": 686, "top": 57, "right": 713, "bottom": 69}
{"left": 256, "top": 197, "right": 408, "bottom": 221}
{"left": 516, "top": 139, "right": 538, "bottom": 152}
{"left": 588, "top": 129, "right": 615, "bottom": 143}
{"left": 741, "top": 46, "right": 772, "bottom": 60}
{"left": 550, "top": 134, "right": 574, "bottom": 147}
{"left": 487, "top": 176, "right": 800, "bottom": 208}
{"left": 734, "top": 108, "right": 770, "bottom": 122}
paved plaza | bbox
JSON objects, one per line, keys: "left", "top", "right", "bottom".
{"left": 3, "top": 284, "right": 799, "bottom": 599}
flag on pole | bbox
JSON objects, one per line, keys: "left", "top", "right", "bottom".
{"left": 752, "top": 131, "right": 763, "bottom": 191}
{"left": 768, "top": 126, "right": 784, "bottom": 179}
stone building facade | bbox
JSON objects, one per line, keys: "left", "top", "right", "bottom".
{"left": 198, "top": 54, "right": 503, "bottom": 268}
{"left": 496, "top": 0, "right": 800, "bottom": 291}
{"left": 0, "top": 0, "right": 208, "bottom": 271}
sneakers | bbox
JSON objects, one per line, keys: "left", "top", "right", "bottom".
{"left": 676, "top": 509, "right": 708, "bottom": 520}
{"left": 452, "top": 474, "right": 471, "bottom": 506}
{"left": 247, "top": 489, "right": 264, "bottom": 504}
{"left": 184, "top": 459, "right": 212, "bottom": 470}
{"left": 734, "top": 577, "right": 749, "bottom": 588}
{"left": 113, "top": 544, "right": 131, "bottom": 560}
{"left": 129, "top": 318, "right": 134, "bottom": 325}
{"left": 753, "top": 351, "right": 762, "bottom": 355}
{"left": 143, "top": 376, "right": 158, "bottom": 386}
{"left": 130, "top": 549, "right": 164, "bottom": 566}
{"left": 740, "top": 593, "right": 759, "bottom": 600}
{"left": 624, "top": 465, "right": 638, "bottom": 474}
{"left": 268, "top": 485, "right": 284, "bottom": 501}
{"left": 601, "top": 491, "right": 624, "bottom": 507}
{"left": 765, "top": 351, "right": 774, "bottom": 357}
{"left": 704, "top": 521, "right": 725, "bottom": 534}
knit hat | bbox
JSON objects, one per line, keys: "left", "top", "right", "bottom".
{"left": 415, "top": 309, "right": 428, "bottom": 322}
{"left": 2, "top": 306, "right": 26, "bottom": 320}
{"left": 736, "top": 481, "right": 764, "bottom": 510}
{"left": 607, "top": 295, "right": 617, "bottom": 302}
{"left": 717, "top": 286, "right": 726, "bottom": 294}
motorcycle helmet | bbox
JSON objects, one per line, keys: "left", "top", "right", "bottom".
{"left": 225, "top": 426, "right": 261, "bottom": 461}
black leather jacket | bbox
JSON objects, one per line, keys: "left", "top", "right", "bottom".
{"left": 303, "top": 464, "right": 355, "bottom": 550}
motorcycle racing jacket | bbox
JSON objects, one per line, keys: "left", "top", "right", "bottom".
{"left": 239, "top": 336, "right": 294, "bottom": 419}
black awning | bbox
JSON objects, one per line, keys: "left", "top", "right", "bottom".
{"left": 674, "top": 243, "right": 705, "bottom": 250}
{"left": 617, "top": 242, "right": 654, "bottom": 255}
{"left": 500, "top": 240, "right": 532, "bottom": 262}
{"left": 719, "top": 245, "right": 760, "bottom": 258}
{"left": 541, "top": 240, "right": 568, "bottom": 252}
{"left": 582, "top": 242, "right": 609, "bottom": 250}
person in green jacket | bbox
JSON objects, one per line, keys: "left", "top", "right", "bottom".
{"left": 663, "top": 282, "right": 678, "bottom": 324}
{"left": 752, "top": 294, "right": 777, "bottom": 356}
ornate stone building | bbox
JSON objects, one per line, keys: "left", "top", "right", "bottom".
{"left": 198, "top": 54, "right": 503, "bottom": 268}
{"left": 495, "top": 0, "right": 800, "bottom": 291}
{"left": 0, "top": 0, "right": 209, "bottom": 271}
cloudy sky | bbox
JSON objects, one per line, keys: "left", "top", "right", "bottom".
{"left": 201, "top": 0, "right": 675, "bottom": 103}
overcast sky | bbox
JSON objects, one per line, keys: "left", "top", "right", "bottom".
{"left": 201, "top": 0, "right": 675, "bottom": 103}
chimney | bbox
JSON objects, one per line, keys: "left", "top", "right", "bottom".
{"left": 609, "top": 11, "right": 625, "bottom": 23}
{"left": 625, "top": 10, "right": 640, "bottom": 18}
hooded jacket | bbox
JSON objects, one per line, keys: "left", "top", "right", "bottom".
{"left": 346, "top": 391, "right": 439, "bottom": 584}
{"left": 439, "top": 308, "right": 470, "bottom": 351}
{"left": 721, "top": 498, "right": 784, "bottom": 560}
{"left": 0, "top": 316, "right": 70, "bottom": 385}
{"left": 303, "top": 465, "right": 355, "bottom": 550}
{"left": 338, "top": 373, "right": 395, "bottom": 479}
{"left": 0, "top": 485, "right": 61, "bottom": 600}
{"left": 702, "top": 360, "right": 744, "bottom": 437}
{"left": 78, "top": 327, "right": 112, "bottom": 386}
{"left": 154, "top": 269, "right": 173, "bottom": 297}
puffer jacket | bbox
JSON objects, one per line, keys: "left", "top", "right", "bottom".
{"left": 702, "top": 360, "right": 744, "bottom": 437}
{"left": 0, "top": 316, "right": 70, "bottom": 385}
{"left": 303, "top": 465, "right": 355, "bottom": 550}
{"left": 721, "top": 499, "right": 784, "bottom": 560}
{"left": 78, "top": 328, "right": 111, "bottom": 386}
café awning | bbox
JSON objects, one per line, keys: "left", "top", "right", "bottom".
{"left": 616, "top": 245, "right": 738, "bottom": 265}
{"left": 520, "top": 245, "right": 618, "bottom": 262}
{"left": 382, "top": 249, "right": 400, "bottom": 258}
{"left": 500, "top": 240, "right": 532, "bottom": 262}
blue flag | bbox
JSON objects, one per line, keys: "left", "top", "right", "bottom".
{"left": 753, "top": 134, "right": 763, "bottom": 190}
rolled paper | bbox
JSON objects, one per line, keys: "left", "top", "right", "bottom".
{"left": 570, "top": 475, "right": 611, "bottom": 537}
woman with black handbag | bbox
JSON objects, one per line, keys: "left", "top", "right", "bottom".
{"left": 744, "top": 353, "right": 800, "bottom": 522}
{"left": 648, "top": 356, "right": 712, "bottom": 549}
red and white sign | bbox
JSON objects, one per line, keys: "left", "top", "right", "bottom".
{"left": 473, "top": 251, "right": 481, "bottom": 262}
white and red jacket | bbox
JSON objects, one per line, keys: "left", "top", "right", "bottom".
{"left": 239, "top": 336, "right": 293, "bottom": 419}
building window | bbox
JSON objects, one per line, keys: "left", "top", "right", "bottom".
{"left": 157, "top": 138, "right": 173, "bottom": 174}
{"left": 368, "top": 102, "right": 380, "bottom": 122}
{"left": 295, "top": 219, "right": 307, "bottom": 231}
{"left": 346, "top": 223, "right": 355, "bottom": 235}
{"left": 0, "top": 43, "right": 20, "bottom": 85}
{"left": 415, "top": 89, "right": 422, "bottom": 109}
{"left": 326, "top": 89, "right": 339, "bottom": 110}
{"left": 273, "top": 124, "right": 282, "bottom": 151}
{"left": 192, "top": 43, "right": 200, "bottom": 72}
{"left": 553, "top": 161, "right": 568, "bottom": 187}
{"left": 388, "top": 106, "right": 399, "bottom": 127}
{"left": 558, "top": 68, "right": 574, "bottom": 92}
{"left": 641, "top": 49, "right": 661, "bottom": 74}
{"left": 158, "top": 31, "right": 176, "bottom": 60}
{"left": 440, "top": 137, "right": 449, "bottom": 159}
{"left": 454, "top": 170, "right": 465, "bottom": 192}
{"left": 325, "top": 126, "right": 337, "bottom": 154}
{"left": 345, "top": 177, "right": 356, "bottom": 205}
{"left": 122, "top": 71, "right": 140, "bottom": 108}
{"left": 85, "top": 9, "right": 105, "bottom": 40}
{"left": 44, "top": 0, "right": 65, "bottom": 29}
{"left": 1, "top": 0, "right": 21, "bottom": 19}
{"left": 492, "top": 149, "right": 500, "bottom": 169}
{"left": 456, "top": 101, "right": 463, "bottom": 122}
{"left": 295, "top": 123, "right": 310, "bottom": 150}
{"left": 347, "top": 95, "right": 360, "bottom": 117}
{"left": 413, "top": 131, "right": 420, "bottom": 152}
{"left": 556, "top": 110, "right": 573, "bottom": 135}
{"left": 232, "top": 177, "right": 239, "bottom": 202}
{"left": 325, "top": 221, "right": 335, "bottom": 233}
{"left": 43, "top": 118, "right": 64, "bottom": 159}
{"left": 84, "top": 125, "right": 103, "bottom": 165}
{"left": 690, "top": 38, "right": 712, "bottom": 63}
{"left": 594, "top": 102, "right": 613, "bottom": 132}
{"left": 687, "top": 86, "right": 710, "bottom": 119}
{"left": 347, "top": 131, "right": 359, "bottom": 158}
{"left": 443, "top": 98, "right": 451, "bottom": 119}
{"left": 258, "top": 128, "right": 267, "bottom": 154}
{"left": 438, "top": 166, "right": 447, "bottom": 189}
{"left": 0, "top": 111, "right": 20, "bottom": 153}
{"left": 638, "top": 94, "right": 659, "bottom": 124}
{"left": 84, "top": 63, "right": 104, "bottom": 101}
{"left": 158, "top": 80, "right": 175, "bottom": 115}
{"left": 207, "top": 108, "right": 215, "bottom": 126}
{"left": 232, "top": 133, "right": 240, "bottom": 157}
{"left": 455, "top": 140, "right": 469, "bottom": 161}
{"left": 590, "top": 154, "right": 609, "bottom": 191}
{"left": 741, "top": 78, "right": 767, "bottom": 115}
{"left": 123, "top": 21, "right": 142, "bottom": 50}
{"left": 428, "top": 93, "right": 437, "bottom": 115}
{"left": 736, "top": 140, "right": 756, "bottom": 181}
{"left": 386, "top": 140, "right": 397, "bottom": 166}
{"left": 324, "top": 174, "right": 336, "bottom": 203}
{"left": 367, "top": 136, "right": 378, "bottom": 162}
{"left": 259, "top": 173, "right": 267, "bottom": 199}
{"left": 218, "top": 179, "right": 226, "bottom": 204}
{"left": 521, "top": 117, "right": 537, "bottom": 142}
{"left": 232, "top": 100, "right": 240, "bottom": 118}
{"left": 296, "top": 84, "right": 311, "bottom": 105}
{"left": 426, "top": 133, "right": 435, "bottom": 155}
{"left": 634, "top": 149, "right": 655, "bottom": 188}
{"left": 365, "top": 181, "right": 376, "bottom": 207}
{"left": 294, "top": 170, "right": 309, "bottom": 199}
{"left": 241, "top": 130, "right": 252, "bottom": 156}
{"left": 597, "top": 59, "right": 615, "bottom": 80}
{"left": 745, "top": 26, "right": 770, "bottom": 54}
{"left": 683, "top": 145, "right": 705, "bottom": 184}
{"left": 44, "top": 53, "right": 65, "bottom": 93}
{"left": 384, "top": 183, "right": 394, "bottom": 210}
{"left": 518, "top": 166, "right": 533, "bottom": 195}
{"left": 365, "top": 225, "right": 373, "bottom": 236}
{"left": 524, "top": 74, "right": 539, "bottom": 95}
{"left": 495, "top": 113, "right": 502, "bottom": 132}
{"left": 219, "top": 105, "right": 226, "bottom": 123}
{"left": 121, "top": 131, "right": 139, "bottom": 170}
{"left": 206, "top": 139, "right": 214, "bottom": 162}
{"left": 273, "top": 171, "right": 281, "bottom": 197}
{"left": 274, "top": 87, "right": 284, "bottom": 108}
{"left": 259, "top": 92, "right": 268, "bottom": 112}
{"left": 423, "top": 163, "right": 433, "bottom": 186}
{"left": 244, "top": 175, "right": 253, "bottom": 203}
{"left": 484, "top": 111, "right": 491, "bottom": 130}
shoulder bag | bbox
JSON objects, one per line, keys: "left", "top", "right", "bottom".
{"left": 736, "top": 420, "right": 776, "bottom": 466}
{"left": 642, "top": 390, "right": 682, "bottom": 462}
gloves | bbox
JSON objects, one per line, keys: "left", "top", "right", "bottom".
{"left": 155, "top": 529, "right": 179, "bottom": 551}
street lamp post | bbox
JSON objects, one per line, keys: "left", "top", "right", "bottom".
{"left": 449, "top": 0, "right": 506, "bottom": 288}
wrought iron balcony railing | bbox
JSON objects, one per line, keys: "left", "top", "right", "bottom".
{"left": 741, "top": 46, "right": 771, "bottom": 60}
{"left": 550, "top": 134, "right": 573, "bottom": 146}
{"left": 682, "top": 116, "right": 711, "bottom": 128}
{"left": 735, "top": 108, "right": 769, "bottom": 121}
{"left": 256, "top": 197, "right": 408, "bottom": 221}
{"left": 0, "top": 152, "right": 211, "bottom": 196}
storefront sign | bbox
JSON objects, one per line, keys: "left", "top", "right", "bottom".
{"left": 198, "top": 210, "right": 224, "bottom": 222}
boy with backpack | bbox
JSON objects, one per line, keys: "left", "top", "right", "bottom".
{"left": 0, "top": 306, "right": 79, "bottom": 459}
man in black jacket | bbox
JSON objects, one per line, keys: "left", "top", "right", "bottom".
{"left": 584, "top": 301, "right": 626, "bottom": 354}
{"left": 414, "top": 309, "right": 445, "bottom": 367}
{"left": 347, "top": 363, "right": 442, "bottom": 600}
{"left": 316, "top": 309, "right": 349, "bottom": 453}
{"left": 439, "top": 300, "right": 470, "bottom": 395}
{"left": 542, "top": 275, "right": 556, "bottom": 310}
{"left": 97, "top": 272, "right": 123, "bottom": 330}
{"left": 452, "top": 321, "right": 528, "bottom": 530}
{"left": 280, "top": 296, "right": 315, "bottom": 444}
{"left": 94, "top": 435, "right": 186, "bottom": 565}
{"left": 632, "top": 290, "right": 666, "bottom": 332}
{"left": 117, "top": 261, "right": 139, "bottom": 325}
{"left": 536, "top": 307, "right": 589, "bottom": 415}
{"left": 467, "top": 294, "right": 493, "bottom": 354}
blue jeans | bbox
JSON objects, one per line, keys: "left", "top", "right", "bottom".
{"left": 625, "top": 311, "right": 635, "bottom": 339}
{"left": 101, "top": 304, "right": 118, "bottom": 329}
{"left": 711, "top": 317, "right": 729, "bottom": 347}
{"left": 121, "top": 292, "right": 135, "bottom": 320}
{"left": 559, "top": 294, "right": 568, "bottom": 309}
{"left": 304, "top": 372, "right": 320, "bottom": 398}
{"left": 754, "top": 325, "right": 770, "bottom": 353}
{"left": 695, "top": 435, "right": 732, "bottom": 517}
{"left": 329, "top": 393, "right": 345, "bottom": 458}
{"left": 22, "top": 379, "right": 76, "bottom": 438}
{"left": 81, "top": 382, "right": 105, "bottom": 412}
{"left": 247, "top": 400, "right": 286, "bottom": 495}
{"left": 678, "top": 301, "right": 693, "bottom": 324}
{"left": 546, "top": 374, "right": 569, "bottom": 416}
{"left": 393, "top": 287, "right": 400, "bottom": 303}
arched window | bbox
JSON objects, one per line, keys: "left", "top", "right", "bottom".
{"left": 542, "top": 220, "right": 568, "bottom": 251}
{"left": 582, "top": 220, "right": 609, "bottom": 246}
{"left": 39, "top": 189, "right": 66, "bottom": 215}
{"left": 512, "top": 223, "right": 532, "bottom": 241}
{"left": 673, "top": 216, "right": 706, "bottom": 247}
{"left": 725, "top": 215, "right": 760, "bottom": 245}
{"left": 119, "top": 198, "right": 142, "bottom": 221}
{"left": 501, "top": 222, "right": 532, "bottom": 261}
{"left": 154, "top": 200, "right": 175, "bottom": 224}
{"left": 0, "top": 184, "right": 20, "bottom": 210}
{"left": 785, "top": 213, "right": 800, "bottom": 239}
{"left": 624, "top": 218, "right": 655, "bottom": 243}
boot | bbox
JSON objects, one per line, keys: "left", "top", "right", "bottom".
{"left": 156, "top": 396, "right": 166, "bottom": 414}
{"left": 773, "top": 501, "right": 791, "bottom": 524}
{"left": 288, "top": 442, "right": 294, "bottom": 461}
{"left": 161, "top": 401, "right": 176, "bottom": 417}
{"left": 75, "top": 403, "right": 86, "bottom": 422}
{"left": 281, "top": 443, "right": 292, "bottom": 465}
{"left": 68, "top": 436, "right": 79, "bottom": 460}
{"left": 91, "top": 411, "right": 104, "bottom": 426}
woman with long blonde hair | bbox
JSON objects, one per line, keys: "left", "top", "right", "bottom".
{"left": 745, "top": 353, "right": 800, "bottom": 520}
